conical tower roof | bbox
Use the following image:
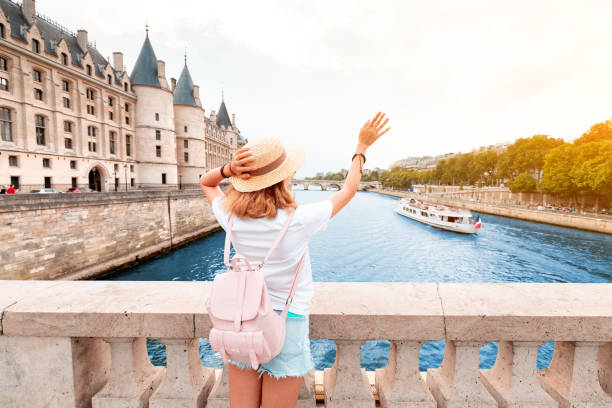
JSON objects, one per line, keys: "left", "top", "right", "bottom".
{"left": 217, "top": 100, "right": 232, "bottom": 127}
{"left": 130, "top": 34, "right": 160, "bottom": 87}
{"left": 173, "top": 64, "right": 197, "bottom": 106}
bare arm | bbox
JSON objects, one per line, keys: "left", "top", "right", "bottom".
{"left": 328, "top": 112, "right": 390, "bottom": 218}
{"left": 200, "top": 147, "right": 256, "bottom": 207}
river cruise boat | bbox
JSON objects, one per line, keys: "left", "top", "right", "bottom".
{"left": 395, "top": 198, "right": 481, "bottom": 234}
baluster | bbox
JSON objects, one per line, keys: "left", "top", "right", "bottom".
{"left": 375, "top": 341, "right": 436, "bottom": 407}
{"left": 92, "top": 337, "right": 164, "bottom": 408}
{"left": 601, "top": 343, "right": 612, "bottom": 397}
{"left": 324, "top": 340, "right": 375, "bottom": 407}
{"left": 481, "top": 341, "right": 556, "bottom": 407}
{"left": 149, "top": 338, "right": 215, "bottom": 407}
{"left": 206, "top": 364, "right": 230, "bottom": 408}
{"left": 426, "top": 341, "right": 497, "bottom": 408}
{"left": 296, "top": 369, "right": 316, "bottom": 407}
{"left": 542, "top": 341, "right": 612, "bottom": 407}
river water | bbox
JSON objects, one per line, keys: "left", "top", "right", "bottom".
{"left": 107, "top": 190, "right": 612, "bottom": 372}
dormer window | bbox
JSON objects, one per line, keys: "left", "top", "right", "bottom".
{"left": 61, "top": 53, "right": 68, "bottom": 65}
{"left": 124, "top": 82, "right": 128, "bottom": 92}
{"left": 86, "top": 64, "right": 92, "bottom": 76}
{"left": 32, "top": 39, "right": 40, "bottom": 54}
{"left": 107, "top": 74, "right": 112, "bottom": 85}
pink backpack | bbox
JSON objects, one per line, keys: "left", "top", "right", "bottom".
{"left": 207, "top": 209, "right": 305, "bottom": 370}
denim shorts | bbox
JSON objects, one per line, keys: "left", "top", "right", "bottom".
{"left": 227, "top": 310, "right": 314, "bottom": 379}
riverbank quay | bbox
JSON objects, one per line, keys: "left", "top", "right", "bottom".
{"left": 372, "top": 189, "right": 612, "bottom": 235}
{"left": 1, "top": 281, "right": 611, "bottom": 407}
{"left": 0, "top": 190, "right": 219, "bottom": 280}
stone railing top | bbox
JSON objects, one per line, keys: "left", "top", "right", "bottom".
{"left": 1, "top": 281, "right": 611, "bottom": 341}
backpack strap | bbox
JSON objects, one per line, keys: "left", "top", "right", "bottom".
{"left": 280, "top": 251, "right": 306, "bottom": 320}
{"left": 224, "top": 209, "right": 296, "bottom": 269}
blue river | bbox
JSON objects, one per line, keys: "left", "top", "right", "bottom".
{"left": 107, "top": 189, "right": 612, "bottom": 372}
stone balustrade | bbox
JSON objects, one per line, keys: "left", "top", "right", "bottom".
{"left": 1, "top": 280, "right": 611, "bottom": 407}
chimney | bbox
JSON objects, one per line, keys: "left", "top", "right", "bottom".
{"left": 210, "top": 110, "right": 216, "bottom": 122}
{"left": 23, "top": 0, "right": 35, "bottom": 25}
{"left": 232, "top": 114, "right": 236, "bottom": 127}
{"left": 171, "top": 77, "right": 176, "bottom": 91}
{"left": 77, "top": 29, "right": 88, "bottom": 52}
{"left": 112, "top": 52, "right": 124, "bottom": 73}
{"left": 156, "top": 60, "right": 166, "bottom": 78}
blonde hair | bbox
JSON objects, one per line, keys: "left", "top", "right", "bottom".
{"left": 224, "top": 180, "right": 297, "bottom": 219}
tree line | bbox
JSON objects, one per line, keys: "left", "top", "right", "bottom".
{"left": 376, "top": 121, "right": 612, "bottom": 202}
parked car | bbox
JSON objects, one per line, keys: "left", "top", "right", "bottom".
{"left": 66, "top": 187, "right": 98, "bottom": 193}
{"left": 30, "top": 188, "right": 62, "bottom": 194}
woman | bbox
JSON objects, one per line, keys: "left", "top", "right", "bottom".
{"left": 200, "top": 112, "right": 389, "bottom": 407}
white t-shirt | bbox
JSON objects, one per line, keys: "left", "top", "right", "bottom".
{"left": 212, "top": 197, "right": 333, "bottom": 316}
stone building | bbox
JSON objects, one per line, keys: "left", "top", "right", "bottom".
{"left": 0, "top": 0, "right": 243, "bottom": 192}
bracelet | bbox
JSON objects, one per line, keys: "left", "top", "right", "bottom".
{"left": 220, "top": 164, "right": 230, "bottom": 178}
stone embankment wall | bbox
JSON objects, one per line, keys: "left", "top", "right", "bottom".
{"left": 373, "top": 189, "right": 612, "bottom": 235}
{"left": 0, "top": 190, "right": 219, "bottom": 280}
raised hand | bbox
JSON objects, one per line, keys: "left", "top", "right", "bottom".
{"left": 228, "top": 147, "right": 257, "bottom": 180}
{"left": 358, "top": 112, "right": 390, "bottom": 151}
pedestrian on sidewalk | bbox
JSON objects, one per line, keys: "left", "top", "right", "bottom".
{"left": 6, "top": 184, "right": 16, "bottom": 194}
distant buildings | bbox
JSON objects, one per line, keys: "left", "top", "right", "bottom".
{"left": 0, "top": 0, "right": 245, "bottom": 192}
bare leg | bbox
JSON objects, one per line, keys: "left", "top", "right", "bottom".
{"left": 228, "top": 363, "right": 262, "bottom": 408}
{"left": 261, "top": 372, "right": 303, "bottom": 408}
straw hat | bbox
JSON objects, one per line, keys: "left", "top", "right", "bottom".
{"left": 230, "top": 136, "right": 306, "bottom": 192}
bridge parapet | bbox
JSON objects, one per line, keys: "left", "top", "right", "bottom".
{"left": 1, "top": 281, "right": 611, "bottom": 407}
{"left": 293, "top": 179, "right": 381, "bottom": 191}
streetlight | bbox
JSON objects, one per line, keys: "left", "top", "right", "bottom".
{"left": 123, "top": 164, "right": 128, "bottom": 192}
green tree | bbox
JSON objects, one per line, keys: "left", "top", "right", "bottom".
{"left": 509, "top": 172, "right": 537, "bottom": 193}
{"left": 541, "top": 144, "right": 577, "bottom": 198}
{"left": 574, "top": 121, "right": 612, "bottom": 145}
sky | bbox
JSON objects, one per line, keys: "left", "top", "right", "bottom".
{"left": 37, "top": 0, "right": 612, "bottom": 177}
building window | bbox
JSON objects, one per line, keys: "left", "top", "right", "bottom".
{"left": 107, "top": 74, "right": 112, "bottom": 85}
{"left": 86, "top": 65, "right": 92, "bottom": 76}
{"left": 184, "top": 152, "right": 189, "bottom": 162}
{"left": 34, "top": 88, "right": 43, "bottom": 101}
{"left": 88, "top": 126, "right": 97, "bottom": 137}
{"left": 156, "top": 145, "right": 161, "bottom": 157}
{"left": 230, "top": 137, "right": 233, "bottom": 145}
{"left": 114, "top": 164, "right": 118, "bottom": 172}
{"left": 8, "top": 155, "right": 17, "bottom": 166}
{"left": 61, "top": 79, "right": 70, "bottom": 91}
{"left": 10, "top": 176, "right": 19, "bottom": 189}
{"left": 42, "top": 158, "right": 50, "bottom": 168}
{"left": 64, "top": 121, "right": 72, "bottom": 132}
{"left": 61, "top": 53, "right": 68, "bottom": 65}
{"left": 63, "top": 97, "right": 70, "bottom": 109}
{"left": 109, "top": 131, "right": 116, "bottom": 154}
{"left": 109, "top": 111, "right": 113, "bottom": 120}
{"left": 0, "top": 24, "right": 4, "bottom": 39}
{"left": 130, "top": 165, "right": 134, "bottom": 172}
{"left": 0, "top": 57, "right": 7, "bottom": 71}
{"left": 184, "top": 140, "right": 188, "bottom": 148}
{"left": 32, "top": 69, "right": 42, "bottom": 82}
{"left": 130, "top": 178, "right": 134, "bottom": 187}
{"left": 125, "top": 116, "right": 129, "bottom": 125}
{"left": 71, "top": 177, "right": 77, "bottom": 188}
{"left": 0, "top": 77, "right": 8, "bottom": 91}
{"left": 161, "top": 173, "right": 166, "bottom": 184}
{"left": 0, "top": 107, "right": 11, "bottom": 141}
{"left": 32, "top": 39, "right": 40, "bottom": 54}
{"left": 35, "top": 115, "right": 45, "bottom": 145}
{"left": 88, "top": 141, "right": 97, "bottom": 152}
{"left": 124, "top": 82, "right": 128, "bottom": 92}
{"left": 155, "top": 130, "right": 161, "bottom": 140}
{"left": 155, "top": 113, "right": 159, "bottom": 121}
{"left": 64, "top": 137, "right": 72, "bottom": 149}
{"left": 70, "top": 160, "right": 76, "bottom": 169}
{"left": 108, "top": 96, "right": 114, "bottom": 106}
{"left": 124, "top": 103, "right": 129, "bottom": 112}
{"left": 87, "top": 105, "right": 95, "bottom": 115}
{"left": 44, "top": 176, "right": 51, "bottom": 188}
{"left": 184, "top": 125, "right": 188, "bottom": 132}
{"left": 86, "top": 89, "right": 95, "bottom": 100}
{"left": 126, "top": 134, "right": 131, "bottom": 156}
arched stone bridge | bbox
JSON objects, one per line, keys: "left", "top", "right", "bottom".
{"left": 292, "top": 179, "right": 381, "bottom": 191}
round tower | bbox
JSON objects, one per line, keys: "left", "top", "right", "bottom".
{"left": 130, "top": 31, "right": 177, "bottom": 187}
{"left": 173, "top": 61, "right": 206, "bottom": 186}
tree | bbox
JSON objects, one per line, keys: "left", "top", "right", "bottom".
{"left": 574, "top": 121, "right": 612, "bottom": 145}
{"left": 509, "top": 172, "right": 537, "bottom": 193}
{"left": 571, "top": 140, "right": 612, "bottom": 210}
{"left": 541, "top": 144, "right": 577, "bottom": 198}
{"left": 500, "top": 135, "right": 564, "bottom": 182}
